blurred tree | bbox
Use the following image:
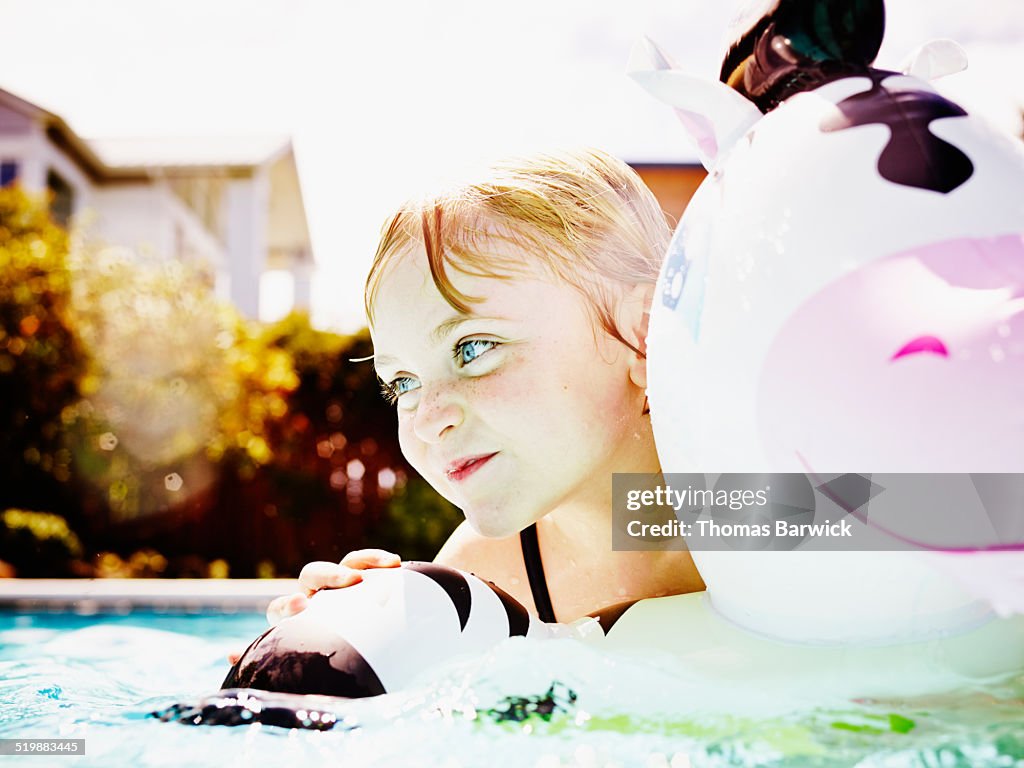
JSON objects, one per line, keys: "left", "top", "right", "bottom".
{"left": 64, "top": 243, "right": 259, "bottom": 523}
{"left": 210, "top": 313, "right": 460, "bottom": 574}
{"left": 0, "top": 187, "right": 89, "bottom": 518}
{"left": 0, "top": 509, "right": 84, "bottom": 577}
{"left": 1, "top": 187, "right": 462, "bottom": 576}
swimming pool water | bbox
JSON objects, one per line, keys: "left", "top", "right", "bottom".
{"left": 1, "top": 611, "right": 1023, "bottom": 767}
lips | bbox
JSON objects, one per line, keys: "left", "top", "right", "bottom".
{"left": 445, "top": 453, "right": 498, "bottom": 483}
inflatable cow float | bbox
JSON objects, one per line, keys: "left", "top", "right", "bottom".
{"left": 635, "top": 0, "right": 1024, "bottom": 641}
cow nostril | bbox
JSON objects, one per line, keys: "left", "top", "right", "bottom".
{"left": 891, "top": 335, "right": 950, "bottom": 362}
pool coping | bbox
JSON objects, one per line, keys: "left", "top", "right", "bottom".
{"left": 0, "top": 578, "right": 299, "bottom": 613}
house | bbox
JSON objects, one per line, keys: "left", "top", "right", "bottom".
{"left": 0, "top": 86, "right": 312, "bottom": 320}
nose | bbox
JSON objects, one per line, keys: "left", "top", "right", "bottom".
{"left": 411, "top": 383, "right": 464, "bottom": 444}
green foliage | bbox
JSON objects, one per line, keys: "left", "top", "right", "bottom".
{"left": 0, "top": 509, "right": 83, "bottom": 576}
{"left": 1, "top": 188, "right": 461, "bottom": 575}
{"left": 0, "top": 187, "right": 88, "bottom": 503}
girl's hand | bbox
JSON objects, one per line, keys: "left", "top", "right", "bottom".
{"left": 225, "top": 549, "right": 402, "bottom": 665}
{"left": 268, "top": 549, "right": 401, "bottom": 624}
{"left": 272, "top": 549, "right": 401, "bottom": 622}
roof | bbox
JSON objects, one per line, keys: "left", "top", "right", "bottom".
{"left": 1, "top": 85, "right": 289, "bottom": 179}
{"left": 0, "top": 85, "right": 109, "bottom": 181}
{"left": 87, "top": 134, "right": 291, "bottom": 172}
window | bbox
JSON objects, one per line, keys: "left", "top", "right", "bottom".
{"left": 0, "top": 161, "right": 17, "bottom": 187}
{"left": 46, "top": 169, "right": 74, "bottom": 227}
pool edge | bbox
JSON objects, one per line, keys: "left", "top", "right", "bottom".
{"left": 0, "top": 578, "right": 298, "bottom": 612}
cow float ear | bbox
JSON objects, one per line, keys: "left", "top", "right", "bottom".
{"left": 900, "top": 39, "right": 968, "bottom": 81}
{"left": 627, "top": 36, "right": 762, "bottom": 172}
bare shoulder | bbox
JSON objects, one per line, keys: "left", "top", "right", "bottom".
{"left": 433, "top": 522, "right": 524, "bottom": 586}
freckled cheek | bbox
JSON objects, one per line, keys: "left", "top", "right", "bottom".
{"left": 469, "top": 366, "right": 571, "bottom": 426}
{"left": 458, "top": 369, "right": 527, "bottom": 406}
{"left": 504, "top": 377, "right": 609, "bottom": 446}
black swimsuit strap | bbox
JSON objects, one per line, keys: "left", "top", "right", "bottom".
{"left": 519, "top": 523, "right": 557, "bottom": 623}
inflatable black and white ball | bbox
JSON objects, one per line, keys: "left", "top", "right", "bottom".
{"left": 222, "top": 562, "right": 555, "bottom": 698}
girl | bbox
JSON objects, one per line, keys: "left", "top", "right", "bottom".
{"left": 267, "top": 148, "right": 705, "bottom": 627}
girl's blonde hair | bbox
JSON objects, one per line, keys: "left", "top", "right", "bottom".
{"left": 365, "top": 148, "right": 671, "bottom": 357}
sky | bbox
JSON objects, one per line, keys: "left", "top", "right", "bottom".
{"left": 1, "top": 0, "right": 1022, "bottom": 332}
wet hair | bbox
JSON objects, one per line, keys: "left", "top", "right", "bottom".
{"left": 364, "top": 148, "right": 671, "bottom": 358}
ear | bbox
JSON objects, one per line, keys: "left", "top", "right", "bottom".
{"left": 900, "top": 39, "right": 968, "bottom": 81}
{"left": 619, "top": 282, "right": 655, "bottom": 389}
{"left": 628, "top": 36, "right": 762, "bottom": 171}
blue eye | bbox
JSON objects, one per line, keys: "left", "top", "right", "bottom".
{"left": 379, "top": 375, "right": 419, "bottom": 405}
{"left": 378, "top": 339, "right": 500, "bottom": 406}
{"left": 453, "top": 339, "right": 498, "bottom": 366}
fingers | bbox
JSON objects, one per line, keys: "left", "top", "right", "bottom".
{"left": 298, "top": 561, "right": 363, "bottom": 595}
{"left": 264, "top": 552, "right": 401, "bottom": 627}
{"left": 227, "top": 649, "right": 242, "bottom": 665}
{"left": 265, "top": 591, "right": 309, "bottom": 625}
{"left": 340, "top": 549, "right": 401, "bottom": 570}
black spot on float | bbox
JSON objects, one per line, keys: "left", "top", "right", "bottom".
{"left": 221, "top": 618, "right": 385, "bottom": 699}
{"left": 820, "top": 72, "right": 974, "bottom": 194}
{"left": 482, "top": 579, "right": 531, "bottom": 637}
{"left": 404, "top": 561, "right": 471, "bottom": 631}
{"left": 587, "top": 600, "right": 639, "bottom": 634}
